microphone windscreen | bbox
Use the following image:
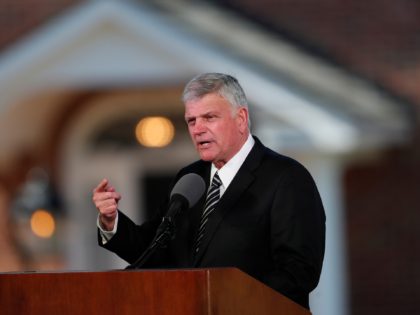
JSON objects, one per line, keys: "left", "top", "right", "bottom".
{"left": 170, "top": 173, "right": 206, "bottom": 208}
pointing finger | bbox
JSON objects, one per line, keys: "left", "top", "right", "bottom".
{"left": 93, "top": 179, "right": 108, "bottom": 193}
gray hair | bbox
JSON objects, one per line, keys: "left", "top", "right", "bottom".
{"left": 182, "top": 73, "right": 249, "bottom": 111}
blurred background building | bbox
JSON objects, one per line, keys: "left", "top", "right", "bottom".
{"left": 0, "top": 1, "right": 418, "bottom": 315}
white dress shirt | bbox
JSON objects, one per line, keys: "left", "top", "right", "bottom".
{"left": 209, "top": 133, "right": 254, "bottom": 196}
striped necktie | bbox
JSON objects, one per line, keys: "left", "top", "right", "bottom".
{"left": 194, "top": 172, "right": 222, "bottom": 255}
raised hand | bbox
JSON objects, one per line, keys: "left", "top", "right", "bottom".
{"left": 92, "top": 179, "right": 121, "bottom": 231}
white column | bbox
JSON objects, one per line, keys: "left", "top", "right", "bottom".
{"left": 307, "top": 155, "right": 349, "bottom": 315}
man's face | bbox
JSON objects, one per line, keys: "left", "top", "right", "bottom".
{"left": 184, "top": 93, "right": 249, "bottom": 169}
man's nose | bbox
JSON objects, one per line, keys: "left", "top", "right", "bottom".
{"left": 192, "top": 120, "right": 206, "bottom": 135}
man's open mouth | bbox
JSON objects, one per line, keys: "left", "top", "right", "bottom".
{"left": 198, "top": 140, "right": 212, "bottom": 148}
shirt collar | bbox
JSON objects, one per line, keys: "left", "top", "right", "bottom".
{"left": 210, "top": 134, "right": 255, "bottom": 190}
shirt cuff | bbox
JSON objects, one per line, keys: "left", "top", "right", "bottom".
{"left": 97, "top": 212, "right": 119, "bottom": 245}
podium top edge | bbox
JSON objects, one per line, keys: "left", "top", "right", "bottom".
{"left": 0, "top": 267, "right": 240, "bottom": 276}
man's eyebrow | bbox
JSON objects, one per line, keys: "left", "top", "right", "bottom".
{"left": 199, "top": 111, "right": 220, "bottom": 118}
{"left": 185, "top": 111, "right": 217, "bottom": 119}
{"left": 203, "top": 111, "right": 217, "bottom": 116}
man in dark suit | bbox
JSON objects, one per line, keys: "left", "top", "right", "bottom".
{"left": 92, "top": 73, "right": 325, "bottom": 309}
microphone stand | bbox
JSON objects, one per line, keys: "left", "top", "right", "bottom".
{"left": 126, "top": 216, "right": 175, "bottom": 270}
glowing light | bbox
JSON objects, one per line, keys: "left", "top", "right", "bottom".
{"left": 135, "top": 116, "right": 175, "bottom": 148}
{"left": 30, "top": 209, "right": 55, "bottom": 238}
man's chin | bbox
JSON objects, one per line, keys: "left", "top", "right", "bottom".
{"left": 198, "top": 152, "right": 214, "bottom": 162}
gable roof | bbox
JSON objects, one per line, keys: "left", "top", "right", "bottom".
{"left": 0, "top": 0, "right": 412, "bottom": 155}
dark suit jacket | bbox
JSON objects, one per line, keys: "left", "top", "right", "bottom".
{"left": 100, "top": 137, "right": 326, "bottom": 309}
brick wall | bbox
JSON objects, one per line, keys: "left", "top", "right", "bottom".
{"left": 344, "top": 123, "right": 420, "bottom": 315}
{"left": 0, "top": 0, "right": 82, "bottom": 52}
{"left": 216, "top": 0, "right": 420, "bottom": 105}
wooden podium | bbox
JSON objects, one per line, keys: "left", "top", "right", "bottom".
{"left": 0, "top": 268, "right": 310, "bottom": 315}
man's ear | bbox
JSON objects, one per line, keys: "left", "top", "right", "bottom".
{"left": 237, "top": 107, "right": 249, "bottom": 134}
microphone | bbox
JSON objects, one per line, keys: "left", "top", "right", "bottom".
{"left": 165, "top": 173, "right": 206, "bottom": 219}
{"left": 126, "top": 173, "right": 205, "bottom": 269}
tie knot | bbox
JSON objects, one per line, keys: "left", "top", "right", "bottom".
{"left": 211, "top": 172, "right": 222, "bottom": 188}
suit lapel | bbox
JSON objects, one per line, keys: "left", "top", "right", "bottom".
{"left": 193, "top": 137, "right": 266, "bottom": 266}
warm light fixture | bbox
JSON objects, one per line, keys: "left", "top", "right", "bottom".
{"left": 30, "top": 209, "right": 55, "bottom": 238}
{"left": 135, "top": 116, "right": 175, "bottom": 148}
